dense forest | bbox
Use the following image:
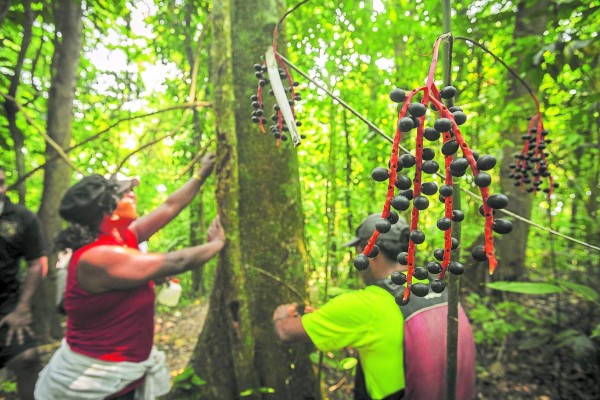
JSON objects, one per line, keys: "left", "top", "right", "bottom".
{"left": 1, "top": 0, "right": 599, "bottom": 399}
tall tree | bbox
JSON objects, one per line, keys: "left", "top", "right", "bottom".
{"left": 494, "top": 0, "right": 550, "bottom": 281}
{"left": 36, "top": 0, "right": 82, "bottom": 338}
{"left": 183, "top": 0, "right": 316, "bottom": 398}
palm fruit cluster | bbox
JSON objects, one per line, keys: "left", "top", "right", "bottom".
{"left": 250, "top": 59, "right": 303, "bottom": 146}
{"left": 352, "top": 38, "right": 512, "bottom": 305}
{"left": 510, "top": 112, "right": 557, "bottom": 195}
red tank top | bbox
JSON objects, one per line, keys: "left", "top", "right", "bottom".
{"left": 64, "top": 230, "right": 155, "bottom": 362}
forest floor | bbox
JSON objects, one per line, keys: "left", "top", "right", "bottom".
{"left": 1, "top": 296, "right": 598, "bottom": 399}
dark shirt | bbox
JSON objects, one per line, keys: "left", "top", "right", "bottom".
{"left": 0, "top": 197, "right": 46, "bottom": 315}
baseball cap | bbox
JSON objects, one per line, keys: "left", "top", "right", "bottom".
{"left": 342, "top": 213, "right": 410, "bottom": 247}
{"left": 107, "top": 173, "right": 140, "bottom": 196}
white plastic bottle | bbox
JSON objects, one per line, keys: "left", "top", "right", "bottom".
{"left": 157, "top": 278, "right": 182, "bottom": 307}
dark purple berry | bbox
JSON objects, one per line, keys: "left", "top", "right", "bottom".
{"left": 434, "top": 118, "right": 453, "bottom": 132}
{"left": 427, "top": 262, "right": 442, "bottom": 274}
{"left": 408, "top": 102, "right": 427, "bottom": 118}
{"left": 450, "top": 158, "right": 469, "bottom": 175}
{"left": 387, "top": 210, "right": 400, "bottom": 224}
{"left": 452, "top": 111, "right": 467, "bottom": 125}
{"left": 389, "top": 88, "right": 406, "bottom": 103}
{"left": 410, "top": 230, "right": 425, "bottom": 244}
{"left": 398, "top": 117, "right": 415, "bottom": 132}
{"left": 441, "top": 140, "right": 459, "bottom": 156}
{"left": 397, "top": 252, "right": 408, "bottom": 265}
{"left": 476, "top": 155, "right": 497, "bottom": 171}
{"left": 440, "top": 86, "right": 457, "bottom": 99}
{"left": 431, "top": 279, "right": 446, "bottom": 293}
{"left": 391, "top": 195, "right": 410, "bottom": 211}
{"left": 474, "top": 172, "right": 491, "bottom": 187}
{"left": 487, "top": 194, "right": 509, "bottom": 209}
{"left": 414, "top": 196, "right": 429, "bottom": 210}
{"left": 451, "top": 237, "right": 459, "bottom": 249}
{"left": 414, "top": 267, "right": 429, "bottom": 280}
{"left": 433, "top": 248, "right": 444, "bottom": 261}
{"left": 391, "top": 271, "right": 407, "bottom": 285}
{"left": 371, "top": 167, "right": 389, "bottom": 182}
{"left": 422, "top": 160, "right": 439, "bottom": 174}
{"left": 452, "top": 210, "right": 465, "bottom": 222}
{"left": 493, "top": 219, "right": 513, "bottom": 234}
{"left": 422, "top": 147, "right": 435, "bottom": 161}
{"left": 395, "top": 174, "right": 412, "bottom": 190}
{"left": 411, "top": 283, "right": 429, "bottom": 297}
{"left": 437, "top": 217, "right": 452, "bottom": 231}
{"left": 367, "top": 245, "right": 380, "bottom": 258}
{"left": 353, "top": 254, "right": 370, "bottom": 271}
{"left": 400, "top": 153, "right": 416, "bottom": 168}
{"left": 448, "top": 261, "right": 464, "bottom": 275}
{"left": 421, "top": 182, "right": 438, "bottom": 195}
{"left": 424, "top": 127, "right": 440, "bottom": 141}
{"left": 472, "top": 245, "right": 487, "bottom": 261}
{"left": 439, "top": 185, "right": 453, "bottom": 197}
{"left": 376, "top": 218, "right": 392, "bottom": 233}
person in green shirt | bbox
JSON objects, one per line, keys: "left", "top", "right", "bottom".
{"left": 273, "top": 212, "right": 477, "bottom": 400}
{"left": 273, "top": 213, "right": 410, "bottom": 399}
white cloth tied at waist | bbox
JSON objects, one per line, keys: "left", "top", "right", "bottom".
{"left": 34, "top": 339, "right": 170, "bottom": 399}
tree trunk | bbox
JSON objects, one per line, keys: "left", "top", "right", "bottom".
{"left": 3, "top": 0, "right": 32, "bottom": 204}
{"left": 494, "top": 0, "right": 550, "bottom": 281}
{"left": 182, "top": 1, "right": 316, "bottom": 399}
{"left": 35, "top": 0, "right": 82, "bottom": 340}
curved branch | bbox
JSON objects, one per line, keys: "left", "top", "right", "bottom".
{"left": 7, "top": 100, "right": 212, "bottom": 189}
{"left": 2, "top": 93, "right": 83, "bottom": 175}
{"left": 454, "top": 36, "right": 541, "bottom": 112}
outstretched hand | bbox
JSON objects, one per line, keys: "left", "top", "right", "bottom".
{"left": 0, "top": 307, "right": 34, "bottom": 346}
{"left": 196, "top": 152, "right": 216, "bottom": 180}
{"left": 207, "top": 215, "right": 225, "bottom": 247}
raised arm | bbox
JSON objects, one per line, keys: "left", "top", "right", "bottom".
{"left": 78, "top": 216, "right": 225, "bottom": 293}
{"left": 130, "top": 152, "right": 216, "bottom": 243}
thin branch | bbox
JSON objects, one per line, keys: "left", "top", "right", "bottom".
{"left": 250, "top": 266, "right": 304, "bottom": 302}
{"left": 2, "top": 93, "right": 83, "bottom": 175}
{"left": 7, "top": 100, "right": 212, "bottom": 190}
{"left": 174, "top": 141, "right": 214, "bottom": 180}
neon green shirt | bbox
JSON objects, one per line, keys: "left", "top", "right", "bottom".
{"left": 302, "top": 285, "right": 405, "bottom": 399}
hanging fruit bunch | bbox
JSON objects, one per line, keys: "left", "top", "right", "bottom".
{"left": 249, "top": 3, "right": 306, "bottom": 147}
{"left": 510, "top": 108, "right": 557, "bottom": 196}
{"left": 353, "top": 34, "right": 513, "bottom": 304}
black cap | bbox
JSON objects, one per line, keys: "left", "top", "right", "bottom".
{"left": 59, "top": 174, "right": 120, "bottom": 227}
{"left": 342, "top": 213, "right": 410, "bottom": 247}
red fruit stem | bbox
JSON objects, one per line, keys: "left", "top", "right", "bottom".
{"left": 438, "top": 130, "right": 454, "bottom": 280}
{"left": 428, "top": 94, "right": 498, "bottom": 274}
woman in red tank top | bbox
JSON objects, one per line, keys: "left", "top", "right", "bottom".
{"left": 35, "top": 153, "right": 225, "bottom": 400}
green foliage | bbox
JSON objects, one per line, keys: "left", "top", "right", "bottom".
{"left": 466, "top": 293, "right": 546, "bottom": 346}
{"left": 171, "top": 365, "right": 206, "bottom": 399}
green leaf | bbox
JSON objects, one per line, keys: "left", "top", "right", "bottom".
{"left": 191, "top": 375, "right": 206, "bottom": 386}
{"left": 518, "top": 335, "right": 550, "bottom": 350}
{"left": 486, "top": 281, "right": 563, "bottom": 295}
{"left": 555, "top": 279, "right": 598, "bottom": 302}
{"left": 338, "top": 357, "right": 358, "bottom": 370}
{"left": 239, "top": 389, "right": 255, "bottom": 397}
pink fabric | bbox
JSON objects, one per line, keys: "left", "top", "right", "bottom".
{"left": 65, "top": 230, "right": 155, "bottom": 363}
{"left": 403, "top": 304, "right": 476, "bottom": 400}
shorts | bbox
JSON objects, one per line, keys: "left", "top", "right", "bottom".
{"left": 0, "top": 321, "right": 37, "bottom": 368}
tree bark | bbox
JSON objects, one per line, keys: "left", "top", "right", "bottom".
{"left": 35, "top": 0, "right": 82, "bottom": 339}
{"left": 185, "top": 0, "right": 257, "bottom": 398}
{"left": 182, "top": 1, "right": 316, "bottom": 399}
{"left": 494, "top": 0, "right": 550, "bottom": 281}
